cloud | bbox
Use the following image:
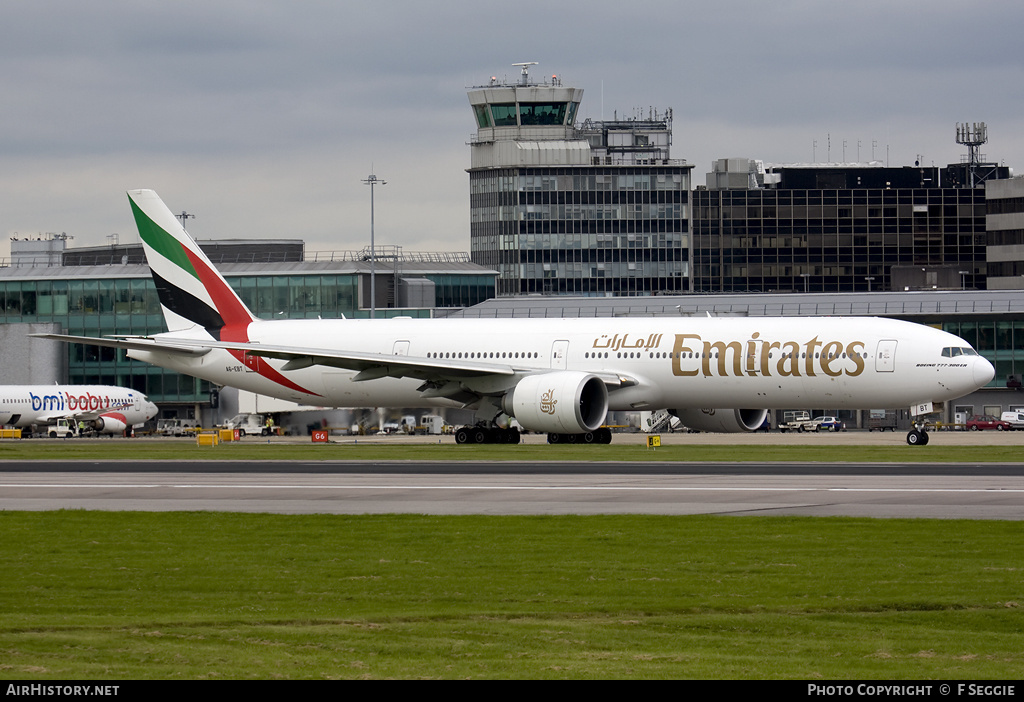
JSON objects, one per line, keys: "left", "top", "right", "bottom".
{"left": 2, "top": 0, "right": 1023, "bottom": 260}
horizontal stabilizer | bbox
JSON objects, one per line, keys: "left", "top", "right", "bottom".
{"left": 29, "top": 333, "right": 212, "bottom": 356}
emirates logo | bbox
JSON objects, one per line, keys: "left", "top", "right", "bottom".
{"left": 540, "top": 388, "right": 557, "bottom": 415}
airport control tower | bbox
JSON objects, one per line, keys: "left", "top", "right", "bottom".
{"left": 467, "top": 63, "right": 692, "bottom": 297}
{"left": 467, "top": 62, "right": 587, "bottom": 170}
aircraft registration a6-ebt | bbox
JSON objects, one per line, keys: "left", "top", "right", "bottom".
{"left": 36, "top": 190, "right": 995, "bottom": 447}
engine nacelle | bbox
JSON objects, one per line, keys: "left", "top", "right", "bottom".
{"left": 92, "top": 414, "right": 128, "bottom": 434}
{"left": 670, "top": 408, "right": 768, "bottom": 433}
{"left": 503, "top": 371, "right": 609, "bottom": 434}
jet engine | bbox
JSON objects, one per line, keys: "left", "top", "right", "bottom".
{"left": 670, "top": 408, "right": 768, "bottom": 433}
{"left": 91, "top": 414, "right": 128, "bottom": 434}
{"left": 503, "top": 371, "right": 609, "bottom": 434}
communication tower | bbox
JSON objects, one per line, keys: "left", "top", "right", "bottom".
{"left": 956, "top": 122, "right": 989, "bottom": 187}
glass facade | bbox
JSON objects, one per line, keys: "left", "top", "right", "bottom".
{"left": 942, "top": 319, "right": 1024, "bottom": 388}
{"left": 0, "top": 270, "right": 488, "bottom": 405}
{"left": 692, "top": 187, "right": 988, "bottom": 293}
{"left": 0, "top": 274, "right": 194, "bottom": 403}
{"left": 230, "top": 274, "right": 359, "bottom": 320}
{"left": 470, "top": 166, "right": 691, "bottom": 296}
{"left": 427, "top": 274, "right": 495, "bottom": 309}
{"left": 476, "top": 101, "right": 579, "bottom": 128}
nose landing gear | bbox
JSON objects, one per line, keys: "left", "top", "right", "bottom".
{"left": 906, "top": 426, "right": 930, "bottom": 446}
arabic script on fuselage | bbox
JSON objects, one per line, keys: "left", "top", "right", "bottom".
{"left": 591, "top": 332, "right": 867, "bottom": 378}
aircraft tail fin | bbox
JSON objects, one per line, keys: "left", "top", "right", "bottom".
{"left": 128, "top": 189, "right": 256, "bottom": 337}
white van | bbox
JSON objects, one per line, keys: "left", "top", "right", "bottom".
{"left": 1000, "top": 411, "right": 1024, "bottom": 430}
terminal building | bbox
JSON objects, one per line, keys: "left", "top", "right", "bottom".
{"left": 467, "top": 64, "right": 692, "bottom": 297}
{"left": 0, "top": 235, "right": 496, "bottom": 425}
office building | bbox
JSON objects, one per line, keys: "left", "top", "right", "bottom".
{"left": 692, "top": 159, "right": 1011, "bottom": 293}
{"left": 985, "top": 176, "right": 1024, "bottom": 289}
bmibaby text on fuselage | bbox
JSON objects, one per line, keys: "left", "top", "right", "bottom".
{"left": 0, "top": 385, "right": 159, "bottom": 436}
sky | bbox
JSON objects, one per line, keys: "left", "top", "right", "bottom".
{"left": 2, "top": 0, "right": 1023, "bottom": 259}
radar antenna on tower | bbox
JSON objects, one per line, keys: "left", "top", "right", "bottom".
{"left": 511, "top": 61, "right": 538, "bottom": 85}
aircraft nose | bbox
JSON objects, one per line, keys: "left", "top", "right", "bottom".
{"left": 974, "top": 356, "right": 995, "bottom": 388}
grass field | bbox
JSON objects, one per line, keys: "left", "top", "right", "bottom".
{"left": 1, "top": 437, "right": 1023, "bottom": 463}
{"left": 1, "top": 511, "right": 1022, "bottom": 679}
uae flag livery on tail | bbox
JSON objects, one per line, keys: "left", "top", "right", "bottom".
{"left": 128, "top": 189, "right": 315, "bottom": 397}
{"left": 129, "top": 189, "right": 255, "bottom": 340}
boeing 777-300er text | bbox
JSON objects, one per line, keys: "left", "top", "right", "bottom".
{"left": 0, "top": 385, "right": 158, "bottom": 437}
{"left": 35, "top": 190, "right": 995, "bottom": 446}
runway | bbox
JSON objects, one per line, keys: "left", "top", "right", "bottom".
{"left": 3, "top": 461, "right": 1024, "bottom": 518}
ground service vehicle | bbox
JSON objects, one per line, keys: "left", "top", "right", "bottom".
{"left": 1000, "top": 411, "right": 1024, "bottom": 430}
{"left": 778, "top": 412, "right": 813, "bottom": 432}
{"left": 868, "top": 409, "right": 898, "bottom": 431}
{"left": 224, "top": 413, "right": 274, "bottom": 437}
{"left": 156, "top": 418, "right": 197, "bottom": 436}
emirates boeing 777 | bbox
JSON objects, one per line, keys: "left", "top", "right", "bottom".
{"left": 35, "top": 190, "right": 994, "bottom": 446}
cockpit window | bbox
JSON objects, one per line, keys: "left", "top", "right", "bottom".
{"left": 941, "top": 347, "right": 979, "bottom": 357}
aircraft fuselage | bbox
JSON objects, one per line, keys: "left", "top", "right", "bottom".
{"left": 129, "top": 315, "right": 990, "bottom": 413}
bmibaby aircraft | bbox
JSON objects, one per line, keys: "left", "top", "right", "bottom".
{"left": 0, "top": 385, "right": 158, "bottom": 438}
{"left": 36, "top": 190, "right": 995, "bottom": 447}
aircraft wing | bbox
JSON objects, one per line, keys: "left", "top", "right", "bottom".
{"left": 33, "top": 413, "right": 74, "bottom": 424}
{"left": 31, "top": 333, "right": 636, "bottom": 388}
{"left": 31, "top": 332, "right": 517, "bottom": 379}
{"left": 34, "top": 404, "right": 131, "bottom": 424}
{"left": 191, "top": 337, "right": 521, "bottom": 380}
{"left": 168, "top": 337, "right": 638, "bottom": 388}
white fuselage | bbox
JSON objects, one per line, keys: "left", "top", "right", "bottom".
{"left": 129, "top": 316, "right": 992, "bottom": 413}
{"left": 0, "top": 385, "right": 159, "bottom": 429}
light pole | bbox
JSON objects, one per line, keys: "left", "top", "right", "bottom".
{"left": 362, "top": 173, "right": 386, "bottom": 318}
{"left": 864, "top": 276, "right": 875, "bottom": 292}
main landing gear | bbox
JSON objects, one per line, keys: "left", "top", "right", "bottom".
{"left": 452, "top": 425, "right": 615, "bottom": 445}
{"left": 546, "top": 428, "right": 613, "bottom": 444}
{"left": 454, "top": 426, "right": 521, "bottom": 444}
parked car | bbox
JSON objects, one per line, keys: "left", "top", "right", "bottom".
{"left": 813, "top": 416, "right": 845, "bottom": 432}
{"left": 966, "top": 415, "right": 1011, "bottom": 431}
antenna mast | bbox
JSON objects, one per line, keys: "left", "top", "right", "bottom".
{"left": 956, "top": 122, "right": 988, "bottom": 188}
